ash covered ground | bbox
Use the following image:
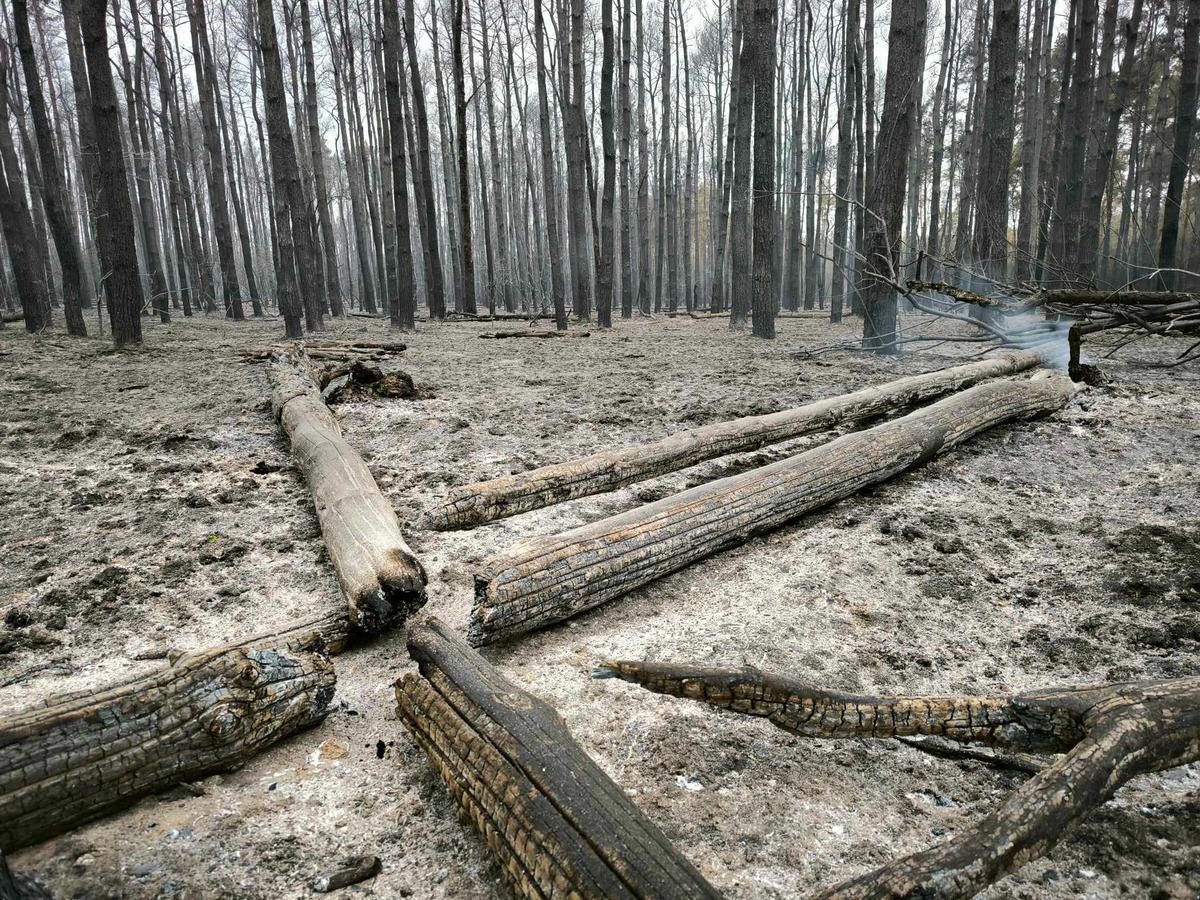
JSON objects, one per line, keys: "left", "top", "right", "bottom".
{"left": 2, "top": 314, "right": 1197, "bottom": 898}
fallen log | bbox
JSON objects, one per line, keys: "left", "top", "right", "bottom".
{"left": 478, "top": 329, "right": 591, "bottom": 339}
{"left": 268, "top": 350, "right": 426, "bottom": 634}
{"left": 470, "top": 371, "right": 1074, "bottom": 645}
{"left": 0, "top": 634, "right": 336, "bottom": 851}
{"left": 395, "top": 618, "right": 720, "bottom": 900}
{"left": 428, "top": 352, "right": 1042, "bottom": 531}
{"left": 597, "top": 661, "right": 1200, "bottom": 900}
{"left": 0, "top": 310, "right": 23, "bottom": 324}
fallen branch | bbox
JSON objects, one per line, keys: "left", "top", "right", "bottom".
{"left": 468, "top": 373, "right": 1074, "bottom": 645}
{"left": 268, "top": 350, "right": 426, "bottom": 634}
{"left": 478, "top": 329, "right": 591, "bottom": 339}
{"left": 0, "top": 629, "right": 336, "bottom": 851}
{"left": 427, "top": 353, "right": 1042, "bottom": 530}
{"left": 395, "top": 618, "right": 720, "bottom": 899}
{"left": 597, "top": 661, "right": 1200, "bottom": 900}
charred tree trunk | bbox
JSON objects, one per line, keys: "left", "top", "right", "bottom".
{"left": 78, "top": 0, "right": 143, "bottom": 347}
{"left": 0, "top": 627, "right": 336, "bottom": 851}
{"left": 382, "top": 0, "right": 416, "bottom": 330}
{"left": 597, "top": 0, "right": 617, "bottom": 327}
{"left": 860, "top": 0, "right": 927, "bottom": 351}
{"left": 750, "top": 0, "right": 779, "bottom": 337}
{"left": 534, "top": 0, "right": 568, "bottom": 331}
{"left": 729, "top": 0, "right": 754, "bottom": 328}
{"left": 12, "top": 0, "right": 86, "bottom": 336}
{"left": 1157, "top": 0, "right": 1200, "bottom": 290}
{"left": 429, "top": 352, "right": 1042, "bottom": 530}
{"left": 451, "top": 0, "right": 477, "bottom": 313}
{"left": 470, "top": 373, "right": 1073, "bottom": 645}
{"left": 395, "top": 617, "right": 721, "bottom": 900}
{"left": 830, "top": 0, "right": 859, "bottom": 324}
{"left": 404, "top": 0, "right": 446, "bottom": 320}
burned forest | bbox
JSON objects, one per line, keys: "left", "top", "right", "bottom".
{"left": 0, "top": 0, "right": 1198, "bottom": 897}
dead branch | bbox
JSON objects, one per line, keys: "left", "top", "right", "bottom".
{"left": 477, "top": 329, "right": 591, "bottom": 338}
{"left": 596, "top": 660, "right": 1200, "bottom": 899}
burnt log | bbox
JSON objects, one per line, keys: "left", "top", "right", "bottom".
{"left": 268, "top": 350, "right": 426, "bottom": 634}
{"left": 469, "top": 372, "right": 1074, "bottom": 645}
{"left": 478, "top": 329, "right": 592, "bottom": 339}
{"left": 0, "top": 635, "right": 335, "bottom": 851}
{"left": 429, "top": 352, "right": 1042, "bottom": 530}
{"left": 598, "top": 661, "right": 1200, "bottom": 900}
{"left": 394, "top": 618, "right": 719, "bottom": 899}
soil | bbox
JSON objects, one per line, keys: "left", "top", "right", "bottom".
{"left": 2, "top": 312, "right": 1197, "bottom": 900}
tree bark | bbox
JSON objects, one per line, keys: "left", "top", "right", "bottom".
{"left": 0, "top": 627, "right": 336, "bottom": 851}
{"left": 597, "top": 0, "right": 617, "bottom": 327}
{"left": 1157, "top": 0, "right": 1200, "bottom": 290}
{"left": 405, "top": 0, "right": 446, "bottom": 320}
{"left": 78, "top": 0, "right": 143, "bottom": 347}
{"left": 970, "top": 0, "right": 1020, "bottom": 276}
{"left": 830, "top": 0, "right": 859, "bottom": 323}
{"left": 533, "top": 0, "right": 568, "bottom": 331}
{"left": 859, "top": 0, "right": 928, "bottom": 351}
{"left": 301, "top": 0, "right": 344, "bottom": 317}
{"left": 729, "top": 0, "right": 755, "bottom": 328}
{"left": 268, "top": 350, "right": 426, "bottom": 633}
{"left": 452, "top": 0, "right": 477, "bottom": 313}
{"left": 470, "top": 373, "right": 1072, "bottom": 645}
{"left": 751, "top": 0, "right": 779, "bottom": 337}
{"left": 188, "top": 0, "right": 244, "bottom": 320}
{"left": 429, "top": 352, "right": 1042, "bottom": 531}
{"left": 383, "top": 0, "right": 417, "bottom": 329}
{"left": 395, "top": 617, "right": 721, "bottom": 900}
{"left": 12, "top": 0, "right": 86, "bottom": 335}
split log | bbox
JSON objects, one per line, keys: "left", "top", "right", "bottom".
{"left": 470, "top": 372, "right": 1074, "bottom": 645}
{"left": 597, "top": 661, "right": 1200, "bottom": 900}
{"left": 429, "top": 353, "right": 1042, "bottom": 531}
{"left": 0, "top": 635, "right": 336, "bottom": 851}
{"left": 477, "top": 329, "right": 591, "bottom": 339}
{"left": 268, "top": 350, "right": 426, "bottom": 634}
{"left": 394, "top": 618, "right": 719, "bottom": 900}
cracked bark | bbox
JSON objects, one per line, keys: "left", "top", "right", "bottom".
{"left": 469, "top": 372, "right": 1074, "bottom": 645}
{"left": 0, "top": 625, "right": 337, "bottom": 851}
{"left": 394, "top": 618, "right": 720, "bottom": 900}
{"left": 598, "top": 661, "right": 1200, "bottom": 900}
{"left": 429, "top": 352, "right": 1042, "bottom": 530}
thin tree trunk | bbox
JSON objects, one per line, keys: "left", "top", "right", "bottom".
{"left": 1157, "top": 0, "right": 1200, "bottom": 289}
{"left": 751, "top": 0, "right": 780, "bottom": 337}
{"left": 405, "top": 0, "right": 446, "bottom": 319}
{"left": 452, "top": 0, "right": 477, "bottom": 313}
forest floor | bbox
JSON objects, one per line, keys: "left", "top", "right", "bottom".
{"left": 1, "top": 311, "right": 1198, "bottom": 900}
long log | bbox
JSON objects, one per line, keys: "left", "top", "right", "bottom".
{"left": 470, "top": 372, "right": 1074, "bottom": 645}
{"left": 598, "top": 661, "right": 1200, "bottom": 900}
{"left": 477, "top": 329, "right": 591, "bottom": 339}
{"left": 394, "top": 618, "right": 720, "bottom": 900}
{"left": 268, "top": 350, "right": 426, "bottom": 634}
{"left": 427, "top": 352, "right": 1042, "bottom": 531}
{"left": 0, "top": 632, "right": 336, "bottom": 851}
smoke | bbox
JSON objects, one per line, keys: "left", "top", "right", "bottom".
{"left": 997, "top": 311, "right": 1075, "bottom": 370}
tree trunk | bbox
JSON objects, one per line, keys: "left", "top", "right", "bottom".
{"left": 452, "top": 0, "right": 477, "bottom": 313}
{"left": 470, "top": 373, "right": 1072, "bottom": 645}
{"left": 1077, "top": 0, "right": 1143, "bottom": 277}
{"left": 382, "top": 0, "right": 416, "bottom": 329}
{"left": 1015, "top": 0, "right": 1050, "bottom": 279}
{"left": 268, "top": 350, "right": 426, "bottom": 633}
{"left": 257, "top": 0, "right": 305, "bottom": 338}
{"left": 751, "top": 0, "right": 779, "bottom": 337}
{"left": 429, "top": 352, "right": 1042, "bottom": 531}
{"left": 860, "top": 0, "right": 927, "bottom": 351}
{"left": 830, "top": 0, "right": 859, "bottom": 323}
{"left": 597, "top": 0, "right": 617, "bottom": 327}
{"left": 635, "top": 0, "right": 651, "bottom": 315}
{"left": 729, "top": 0, "right": 755, "bottom": 327}
{"left": 970, "top": 0, "right": 1020, "bottom": 277}
{"left": 301, "top": 0, "right": 343, "bottom": 317}
{"left": 188, "top": 0, "right": 244, "bottom": 320}
{"left": 78, "top": 1, "right": 143, "bottom": 347}
{"left": 0, "top": 626, "right": 336, "bottom": 851}
{"left": 405, "top": 0, "right": 446, "bottom": 319}
{"left": 395, "top": 617, "right": 721, "bottom": 900}
{"left": 12, "top": 0, "right": 86, "bottom": 335}
{"left": 533, "top": 0, "right": 568, "bottom": 331}
{"left": 619, "top": 0, "right": 635, "bottom": 318}
{"left": 1157, "top": 0, "right": 1200, "bottom": 289}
